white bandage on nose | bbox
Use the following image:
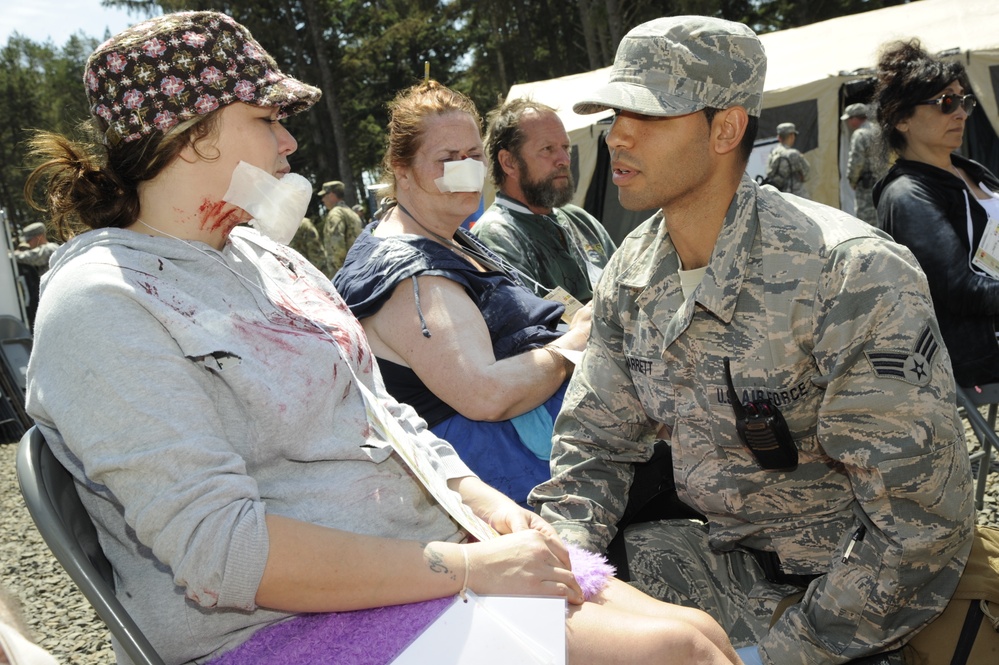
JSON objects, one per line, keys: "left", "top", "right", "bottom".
{"left": 435, "top": 158, "right": 486, "bottom": 193}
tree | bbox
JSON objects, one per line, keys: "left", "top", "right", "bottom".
{"left": 0, "top": 34, "right": 99, "bottom": 229}
{"left": 1, "top": 0, "right": 915, "bottom": 228}
{"left": 105, "top": 0, "right": 470, "bottom": 208}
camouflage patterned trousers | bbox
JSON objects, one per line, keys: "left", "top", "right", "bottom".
{"left": 623, "top": 518, "right": 806, "bottom": 648}
{"left": 855, "top": 186, "right": 877, "bottom": 226}
{"left": 623, "top": 519, "right": 906, "bottom": 663}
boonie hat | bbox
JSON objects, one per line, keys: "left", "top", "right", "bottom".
{"left": 840, "top": 103, "right": 869, "bottom": 120}
{"left": 85, "top": 11, "right": 321, "bottom": 145}
{"left": 573, "top": 16, "right": 766, "bottom": 118}
{"left": 318, "top": 181, "right": 345, "bottom": 198}
{"left": 776, "top": 122, "right": 798, "bottom": 137}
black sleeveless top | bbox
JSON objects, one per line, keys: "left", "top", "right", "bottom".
{"left": 334, "top": 223, "right": 565, "bottom": 424}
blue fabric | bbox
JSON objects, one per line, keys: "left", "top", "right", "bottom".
{"left": 510, "top": 403, "right": 555, "bottom": 460}
{"left": 735, "top": 646, "right": 764, "bottom": 665}
{"left": 430, "top": 383, "right": 567, "bottom": 508}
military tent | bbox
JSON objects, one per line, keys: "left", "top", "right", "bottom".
{"left": 499, "top": 0, "right": 999, "bottom": 243}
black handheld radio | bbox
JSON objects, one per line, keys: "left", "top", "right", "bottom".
{"left": 723, "top": 357, "right": 798, "bottom": 471}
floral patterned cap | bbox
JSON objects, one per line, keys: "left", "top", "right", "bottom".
{"left": 84, "top": 11, "right": 321, "bottom": 145}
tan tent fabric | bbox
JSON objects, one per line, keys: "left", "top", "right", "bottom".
{"left": 503, "top": 0, "right": 999, "bottom": 215}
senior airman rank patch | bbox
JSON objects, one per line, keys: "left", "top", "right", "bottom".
{"left": 865, "top": 325, "right": 938, "bottom": 386}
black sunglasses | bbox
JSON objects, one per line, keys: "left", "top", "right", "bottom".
{"left": 916, "top": 93, "right": 977, "bottom": 115}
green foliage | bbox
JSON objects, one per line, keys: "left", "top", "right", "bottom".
{"left": 0, "top": 33, "right": 100, "bottom": 226}
{"left": 0, "top": 0, "right": 912, "bottom": 223}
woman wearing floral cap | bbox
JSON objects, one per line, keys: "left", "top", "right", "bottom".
{"left": 23, "top": 10, "right": 739, "bottom": 665}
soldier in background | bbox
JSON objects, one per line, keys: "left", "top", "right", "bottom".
{"left": 13, "top": 222, "right": 57, "bottom": 273}
{"left": 842, "top": 103, "right": 888, "bottom": 225}
{"left": 13, "top": 222, "right": 58, "bottom": 328}
{"left": 317, "top": 180, "right": 364, "bottom": 278}
{"left": 531, "top": 15, "right": 973, "bottom": 665}
{"left": 765, "top": 122, "right": 810, "bottom": 198}
{"left": 288, "top": 216, "right": 330, "bottom": 276}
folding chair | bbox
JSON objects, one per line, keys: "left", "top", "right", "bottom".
{"left": 955, "top": 385, "right": 999, "bottom": 512}
{"left": 0, "top": 315, "right": 32, "bottom": 393}
{"left": 0, "top": 315, "right": 32, "bottom": 438}
{"left": 15, "top": 426, "right": 165, "bottom": 665}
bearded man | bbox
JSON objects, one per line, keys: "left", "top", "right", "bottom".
{"left": 472, "top": 99, "right": 616, "bottom": 303}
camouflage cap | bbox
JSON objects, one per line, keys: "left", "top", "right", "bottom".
{"left": 776, "top": 122, "right": 797, "bottom": 136}
{"left": 85, "top": 11, "right": 321, "bottom": 145}
{"left": 573, "top": 16, "right": 766, "bottom": 118}
{"left": 318, "top": 181, "right": 345, "bottom": 198}
{"left": 840, "top": 103, "right": 869, "bottom": 120}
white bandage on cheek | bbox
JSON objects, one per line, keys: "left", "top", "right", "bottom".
{"left": 435, "top": 158, "right": 486, "bottom": 193}
{"left": 223, "top": 161, "right": 313, "bottom": 245}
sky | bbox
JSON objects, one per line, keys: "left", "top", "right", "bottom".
{"left": 0, "top": 0, "right": 159, "bottom": 47}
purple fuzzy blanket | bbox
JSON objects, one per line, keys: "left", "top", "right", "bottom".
{"left": 208, "top": 545, "right": 614, "bottom": 664}
{"left": 207, "top": 597, "right": 455, "bottom": 665}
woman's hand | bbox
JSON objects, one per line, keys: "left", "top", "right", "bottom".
{"left": 486, "top": 502, "right": 559, "bottom": 540}
{"left": 570, "top": 302, "right": 593, "bottom": 332}
{"left": 552, "top": 302, "right": 593, "bottom": 354}
{"left": 466, "top": 529, "right": 583, "bottom": 604}
{"left": 450, "top": 476, "right": 556, "bottom": 539}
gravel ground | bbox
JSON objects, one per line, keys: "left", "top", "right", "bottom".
{"left": 0, "top": 439, "right": 114, "bottom": 664}
{"left": 0, "top": 430, "right": 997, "bottom": 665}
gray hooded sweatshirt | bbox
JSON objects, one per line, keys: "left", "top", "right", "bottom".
{"left": 25, "top": 226, "right": 472, "bottom": 664}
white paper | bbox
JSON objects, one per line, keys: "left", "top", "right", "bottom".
{"left": 972, "top": 215, "right": 999, "bottom": 279}
{"left": 543, "top": 285, "right": 584, "bottom": 324}
{"left": 392, "top": 592, "right": 566, "bottom": 665}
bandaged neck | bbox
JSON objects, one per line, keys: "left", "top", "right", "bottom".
{"left": 223, "top": 161, "right": 312, "bottom": 244}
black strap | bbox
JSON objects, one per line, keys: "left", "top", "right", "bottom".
{"left": 950, "top": 600, "right": 985, "bottom": 665}
{"left": 745, "top": 547, "right": 821, "bottom": 588}
{"left": 605, "top": 440, "right": 704, "bottom": 581}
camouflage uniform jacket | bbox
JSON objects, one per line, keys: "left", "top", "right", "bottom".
{"left": 288, "top": 217, "right": 330, "bottom": 277}
{"left": 13, "top": 242, "right": 59, "bottom": 272}
{"left": 766, "top": 144, "right": 810, "bottom": 198}
{"left": 321, "top": 204, "right": 365, "bottom": 278}
{"left": 846, "top": 121, "right": 888, "bottom": 225}
{"left": 472, "top": 193, "right": 616, "bottom": 302}
{"left": 532, "top": 176, "right": 975, "bottom": 664}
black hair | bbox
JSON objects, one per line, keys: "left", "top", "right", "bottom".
{"left": 874, "top": 39, "right": 969, "bottom": 155}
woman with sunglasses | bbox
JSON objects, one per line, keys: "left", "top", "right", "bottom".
{"left": 873, "top": 39, "right": 999, "bottom": 388}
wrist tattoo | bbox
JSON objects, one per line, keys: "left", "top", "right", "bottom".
{"left": 425, "top": 544, "right": 455, "bottom": 580}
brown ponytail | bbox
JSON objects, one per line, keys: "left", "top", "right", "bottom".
{"left": 24, "top": 112, "right": 223, "bottom": 242}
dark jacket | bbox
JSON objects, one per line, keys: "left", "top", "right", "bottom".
{"left": 873, "top": 154, "right": 999, "bottom": 386}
